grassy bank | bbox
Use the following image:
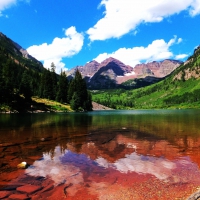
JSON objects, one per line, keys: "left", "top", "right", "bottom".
{"left": 0, "top": 96, "right": 73, "bottom": 113}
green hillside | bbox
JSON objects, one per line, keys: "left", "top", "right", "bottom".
{"left": 0, "top": 33, "right": 92, "bottom": 112}
{"left": 92, "top": 46, "right": 200, "bottom": 109}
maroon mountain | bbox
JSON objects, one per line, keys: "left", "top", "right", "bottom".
{"left": 67, "top": 57, "right": 182, "bottom": 89}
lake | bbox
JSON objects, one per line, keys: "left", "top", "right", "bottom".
{"left": 0, "top": 110, "right": 200, "bottom": 199}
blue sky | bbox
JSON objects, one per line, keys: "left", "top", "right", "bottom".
{"left": 0, "top": 0, "right": 200, "bottom": 73}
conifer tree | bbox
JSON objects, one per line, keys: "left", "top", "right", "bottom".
{"left": 38, "top": 63, "right": 58, "bottom": 100}
{"left": 56, "top": 70, "right": 68, "bottom": 103}
{"left": 20, "top": 70, "right": 32, "bottom": 100}
{"left": 68, "top": 78, "right": 76, "bottom": 103}
{"left": 41, "top": 69, "right": 54, "bottom": 99}
{"left": 68, "top": 69, "right": 93, "bottom": 111}
{"left": 50, "top": 62, "right": 57, "bottom": 100}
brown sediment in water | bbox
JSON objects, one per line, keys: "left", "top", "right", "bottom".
{"left": 1, "top": 135, "right": 200, "bottom": 200}
{"left": 1, "top": 111, "right": 200, "bottom": 199}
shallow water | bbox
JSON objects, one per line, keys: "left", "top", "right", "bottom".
{"left": 1, "top": 110, "right": 200, "bottom": 199}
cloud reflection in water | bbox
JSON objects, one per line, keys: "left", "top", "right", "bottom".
{"left": 96, "top": 152, "right": 176, "bottom": 180}
{"left": 26, "top": 146, "right": 84, "bottom": 188}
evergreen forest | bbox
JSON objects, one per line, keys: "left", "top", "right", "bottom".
{"left": 1, "top": 32, "right": 200, "bottom": 111}
{"left": 0, "top": 35, "right": 92, "bottom": 112}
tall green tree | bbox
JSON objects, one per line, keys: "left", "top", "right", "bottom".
{"left": 68, "top": 69, "right": 93, "bottom": 111}
{"left": 56, "top": 70, "right": 68, "bottom": 103}
{"left": 40, "top": 69, "right": 54, "bottom": 99}
{"left": 20, "top": 70, "right": 32, "bottom": 100}
{"left": 39, "top": 63, "right": 58, "bottom": 100}
{"left": 50, "top": 62, "right": 57, "bottom": 100}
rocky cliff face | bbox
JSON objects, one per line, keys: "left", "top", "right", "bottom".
{"left": 133, "top": 59, "right": 182, "bottom": 78}
{"left": 68, "top": 60, "right": 100, "bottom": 78}
{"left": 12, "top": 41, "right": 42, "bottom": 66}
{"left": 88, "top": 57, "right": 135, "bottom": 89}
{"left": 0, "top": 32, "right": 43, "bottom": 68}
{"left": 173, "top": 46, "right": 200, "bottom": 81}
{"left": 67, "top": 57, "right": 182, "bottom": 89}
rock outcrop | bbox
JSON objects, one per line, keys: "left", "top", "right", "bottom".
{"left": 67, "top": 57, "right": 182, "bottom": 89}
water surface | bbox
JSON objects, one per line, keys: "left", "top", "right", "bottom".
{"left": 1, "top": 110, "right": 200, "bottom": 199}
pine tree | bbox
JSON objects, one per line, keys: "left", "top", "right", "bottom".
{"left": 50, "top": 62, "right": 57, "bottom": 100}
{"left": 20, "top": 70, "right": 32, "bottom": 100}
{"left": 84, "top": 91, "right": 93, "bottom": 111}
{"left": 70, "top": 92, "right": 81, "bottom": 111}
{"left": 68, "top": 79, "right": 76, "bottom": 103}
{"left": 39, "top": 63, "right": 58, "bottom": 100}
{"left": 56, "top": 70, "right": 68, "bottom": 103}
{"left": 41, "top": 69, "right": 54, "bottom": 99}
{"left": 68, "top": 69, "right": 93, "bottom": 111}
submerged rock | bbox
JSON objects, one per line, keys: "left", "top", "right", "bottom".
{"left": 17, "top": 162, "right": 28, "bottom": 169}
{"left": 9, "top": 193, "right": 29, "bottom": 200}
{"left": 16, "top": 184, "right": 43, "bottom": 195}
{"left": 0, "top": 191, "right": 13, "bottom": 199}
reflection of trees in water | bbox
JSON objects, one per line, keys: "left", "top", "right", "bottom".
{"left": 1, "top": 111, "right": 200, "bottom": 168}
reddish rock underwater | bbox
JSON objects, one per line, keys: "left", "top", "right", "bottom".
{"left": 1, "top": 110, "right": 200, "bottom": 199}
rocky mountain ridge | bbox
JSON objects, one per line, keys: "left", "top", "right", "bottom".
{"left": 67, "top": 57, "right": 183, "bottom": 89}
{"left": 0, "top": 32, "right": 43, "bottom": 69}
{"left": 0, "top": 32, "right": 183, "bottom": 90}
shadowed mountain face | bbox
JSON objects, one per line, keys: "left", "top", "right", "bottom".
{"left": 67, "top": 57, "right": 182, "bottom": 89}
{"left": 0, "top": 32, "right": 43, "bottom": 69}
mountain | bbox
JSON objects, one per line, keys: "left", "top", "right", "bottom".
{"left": 0, "top": 32, "right": 93, "bottom": 112}
{"left": 67, "top": 57, "right": 182, "bottom": 89}
{"left": 0, "top": 32, "right": 47, "bottom": 112}
{"left": 92, "top": 45, "right": 200, "bottom": 109}
{"left": 133, "top": 59, "right": 182, "bottom": 78}
{"left": 0, "top": 32, "right": 43, "bottom": 71}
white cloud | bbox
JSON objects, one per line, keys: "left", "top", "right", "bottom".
{"left": 27, "top": 26, "right": 84, "bottom": 73}
{"left": 0, "top": 0, "right": 30, "bottom": 17}
{"left": 96, "top": 152, "right": 176, "bottom": 180}
{"left": 87, "top": 0, "right": 200, "bottom": 41}
{"left": 175, "top": 54, "right": 188, "bottom": 59}
{"left": 189, "top": 0, "right": 200, "bottom": 16}
{"left": 0, "top": 0, "right": 16, "bottom": 11}
{"left": 177, "top": 38, "right": 183, "bottom": 44}
{"left": 94, "top": 36, "right": 182, "bottom": 67}
{"left": 26, "top": 146, "right": 84, "bottom": 196}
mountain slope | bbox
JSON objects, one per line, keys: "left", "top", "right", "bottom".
{"left": 0, "top": 32, "right": 46, "bottom": 112}
{"left": 0, "top": 32, "right": 92, "bottom": 112}
{"left": 0, "top": 32, "right": 43, "bottom": 72}
{"left": 67, "top": 57, "right": 182, "bottom": 90}
{"left": 92, "top": 46, "right": 200, "bottom": 109}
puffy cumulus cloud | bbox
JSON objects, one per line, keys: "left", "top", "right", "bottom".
{"left": 87, "top": 0, "right": 200, "bottom": 41}
{"left": 189, "top": 0, "right": 200, "bottom": 16}
{"left": 27, "top": 26, "right": 84, "bottom": 73}
{"left": 0, "top": 0, "right": 30, "bottom": 13}
{"left": 0, "top": 0, "right": 16, "bottom": 11}
{"left": 94, "top": 36, "right": 183, "bottom": 67}
{"left": 175, "top": 54, "right": 188, "bottom": 59}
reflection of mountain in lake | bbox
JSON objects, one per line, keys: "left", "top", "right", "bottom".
{"left": 1, "top": 111, "right": 200, "bottom": 199}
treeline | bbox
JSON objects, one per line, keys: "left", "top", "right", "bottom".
{"left": 39, "top": 66, "right": 92, "bottom": 111}
{"left": 0, "top": 51, "right": 92, "bottom": 111}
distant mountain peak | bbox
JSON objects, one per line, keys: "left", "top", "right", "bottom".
{"left": 67, "top": 56, "right": 182, "bottom": 89}
{"left": 100, "top": 57, "right": 124, "bottom": 65}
